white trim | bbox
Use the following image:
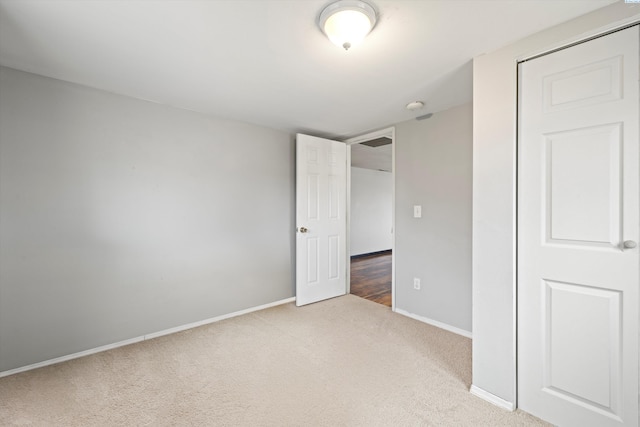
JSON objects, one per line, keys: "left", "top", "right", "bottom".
{"left": 470, "top": 385, "right": 516, "bottom": 411}
{"left": 0, "top": 336, "right": 144, "bottom": 379}
{"left": 395, "top": 308, "right": 472, "bottom": 339}
{"left": 144, "top": 297, "right": 296, "bottom": 339}
{"left": 346, "top": 144, "right": 352, "bottom": 294}
{"left": 513, "top": 62, "right": 521, "bottom": 409}
{"left": 390, "top": 127, "right": 396, "bottom": 311}
{"left": 0, "top": 297, "right": 295, "bottom": 378}
{"left": 343, "top": 126, "right": 396, "bottom": 310}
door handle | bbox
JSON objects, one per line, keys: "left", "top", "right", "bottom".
{"left": 623, "top": 240, "right": 637, "bottom": 249}
{"left": 299, "top": 227, "right": 308, "bottom": 233}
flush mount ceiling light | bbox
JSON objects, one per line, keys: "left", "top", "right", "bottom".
{"left": 405, "top": 101, "right": 425, "bottom": 111}
{"left": 318, "top": 0, "right": 377, "bottom": 51}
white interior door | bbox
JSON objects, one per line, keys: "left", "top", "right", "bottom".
{"left": 296, "top": 133, "right": 347, "bottom": 306}
{"left": 518, "top": 26, "right": 639, "bottom": 427}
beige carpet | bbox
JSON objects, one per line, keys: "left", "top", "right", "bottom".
{"left": 0, "top": 295, "right": 549, "bottom": 426}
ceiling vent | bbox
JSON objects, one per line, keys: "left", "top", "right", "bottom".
{"left": 360, "top": 137, "right": 392, "bottom": 148}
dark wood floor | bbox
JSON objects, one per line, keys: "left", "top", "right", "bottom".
{"left": 350, "top": 250, "right": 392, "bottom": 307}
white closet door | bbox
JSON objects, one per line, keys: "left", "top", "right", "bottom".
{"left": 518, "top": 26, "right": 639, "bottom": 427}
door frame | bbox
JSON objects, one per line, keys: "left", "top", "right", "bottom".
{"left": 514, "top": 20, "right": 640, "bottom": 411}
{"left": 344, "top": 127, "right": 396, "bottom": 310}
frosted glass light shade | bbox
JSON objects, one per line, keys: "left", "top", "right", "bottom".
{"left": 319, "top": 1, "right": 377, "bottom": 51}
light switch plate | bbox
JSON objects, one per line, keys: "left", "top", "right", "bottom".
{"left": 413, "top": 205, "right": 422, "bottom": 218}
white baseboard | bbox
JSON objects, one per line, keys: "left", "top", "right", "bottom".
{"left": 394, "top": 308, "right": 472, "bottom": 339}
{"left": 144, "top": 297, "right": 296, "bottom": 340}
{"left": 470, "top": 385, "right": 516, "bottom": 411}
{"left": 0, "top": 336, "right": 146, "bottom": 379}
{"left": 0, "top": 297, "right": 296, "bottom": 379}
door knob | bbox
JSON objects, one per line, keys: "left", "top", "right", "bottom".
{"left": 623, "top": 240, "right": 637, "bottom": 249}
{"left": 299, "top": 227, "right": 308, "bottom": 233}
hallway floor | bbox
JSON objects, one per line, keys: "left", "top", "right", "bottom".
{"left": 350, "top": 251, "right": 392, "bottom": 307}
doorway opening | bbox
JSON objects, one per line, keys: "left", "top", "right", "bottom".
{"left": 345, "top": 128, "right": 395, "bottom": 309}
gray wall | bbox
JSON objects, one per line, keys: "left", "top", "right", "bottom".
{"left": 472, "top": 1, "right": 639, "bottom": 405}
{"left": 0, "top": 66, "right": 295, "bottom": 372}
{"left": 350, "top": 167, "right": 392, "bottom": 256}
{"left": 394, "top": 103, "right": 472, "bottom": 333}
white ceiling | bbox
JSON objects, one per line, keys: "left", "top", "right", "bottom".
{"left": 0, "top": 0, "right": 617, "bottom": 138}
